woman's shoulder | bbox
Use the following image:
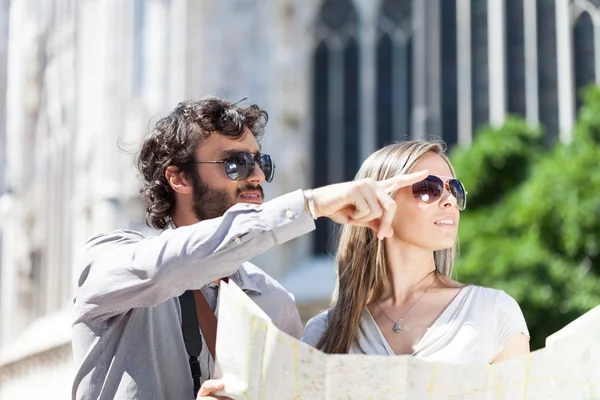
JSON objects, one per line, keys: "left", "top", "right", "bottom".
{"left": 466, "top": 285, "right": 519, "bottom": 305}
{"left": 431, "top": 278, "right": 520, "bottom": 311}
{"left": 469, "top": 286, "right": 530, "bottom": 356}
{"left": 301, "top": 310, "right": 331, "bottom": 347}
{"left": 464, "top": 286, "right": 527, "bottom": 328}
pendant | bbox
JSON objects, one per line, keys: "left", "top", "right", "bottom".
{"left": 393, "top": 322, "right": 402, "bottom": 333}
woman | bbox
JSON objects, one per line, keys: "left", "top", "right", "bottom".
{"left": 302, "top": 140, "right": 529, "bottom": 364}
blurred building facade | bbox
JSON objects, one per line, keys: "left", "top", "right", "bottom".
{"left": 0, "top": 0, "right": 598, "bottom": 398}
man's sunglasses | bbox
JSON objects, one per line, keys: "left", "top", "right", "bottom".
{"left": 411, "top": 175, "right": 467, "bottom": 211}
{"left": 195, "top": 152, "right": 275, "bottom": 182}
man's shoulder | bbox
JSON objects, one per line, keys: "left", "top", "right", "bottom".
{"left": 84, "top": 229, "right": 148, "bottom": 248}
{"left": 78, "top": 230, "right": 153, "bottom": 269}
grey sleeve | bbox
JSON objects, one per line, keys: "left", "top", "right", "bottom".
{"left": 272, "top": 293, "right": 304, "bottom": 340}
{"left": 74, "top": 190, "right": 315, "bottom": 321}
{"left": 301, "top": 311, "right": 330, "bottom": 348}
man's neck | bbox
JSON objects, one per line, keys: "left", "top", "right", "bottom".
{"left": 170, "top": 212, "right": 199, "bottom": 228}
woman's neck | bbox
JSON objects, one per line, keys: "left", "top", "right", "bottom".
{"left": 382, "top": 238, "right": 437, "bottom": 304}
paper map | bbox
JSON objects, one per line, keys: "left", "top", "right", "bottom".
{"left": 214, "top": 281, "right": 600, "bottom": 399}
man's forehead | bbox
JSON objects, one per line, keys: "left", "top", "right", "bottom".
{"left": 196, "top": 133, "right": 261, "bottom": 157}
{"left": 216, "top": 146, "right": 262, "bottom": 157}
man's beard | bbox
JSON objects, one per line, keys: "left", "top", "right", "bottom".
{"left": 191, "top": 174, "right": 264, "bottom": 221}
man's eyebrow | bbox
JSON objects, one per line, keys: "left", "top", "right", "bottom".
{"left": 216, "top": 147, "right": 261, "bottom": 158}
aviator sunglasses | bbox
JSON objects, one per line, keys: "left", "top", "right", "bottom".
{"left": 195, "top": 152, "right": 275, "bottom": 182}
{"left": 412, "top": 175, "right": 467, "bottom": 211}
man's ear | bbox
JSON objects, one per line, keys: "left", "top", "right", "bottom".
{"left": 165, "top": 166, "right": 193, "bottom": 194}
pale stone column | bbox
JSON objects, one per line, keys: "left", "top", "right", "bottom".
{"left": 524, "top": 0, "right": 540, "bottom": 125}
{"left": 145, "top": 0, "right": 171, "bottom": 113}
{"left": 167, "top": 0, "right": 188, "bottom": 104}
{"left": 457, "top": 0, "right": 473, "bottom": 145}
{"left": 1, "top": 0, "right": 33, "bottom": 346}
{"left": 182, "top": 0, "right": 209, "bottom": 98}
{"left": 359, "top": 1, "right": 377, "bottom": 159}
{"left": 74, "top": 0, "right": 127, "bottom": 241}
{"left": 0, "top": 0, "right": 7, "bottom": 197}
{"left": 556, "top": 0, "right": 575, "bottom": 142}
{"left": 412, "top": 0, "right": 442, "bottom": 140}
{"left": 488, "top": 0, "right": 507, "bottom": 126}
{"left": 72, "top": 0, "right": 97, "bottom": 290}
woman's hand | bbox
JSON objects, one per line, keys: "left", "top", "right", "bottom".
{"left": 196, "top": 379, "right": 232, "bottom": 400}
{"left": 310, "top": 170, "right": 429, "bottom": 240}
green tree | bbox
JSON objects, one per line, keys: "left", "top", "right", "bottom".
{"left": 451, "top": 87, "right": 600, "bottom": 350}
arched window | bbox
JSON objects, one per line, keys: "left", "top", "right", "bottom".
{"left": 471, "top": 0, "right": 489, "bottom": 133}
{"left": 537, "top": 0, "right": 559, "bottom": 142}
{"left": 573, "top": 11, "right": 595, "bottom": 111}
{"left": 312, "top": 0, "right": 360, "bottom": 255}
{"left": 506, "top": 0, "right": 526, "bottom": 116}
{"left": 376, "top": 0, "right": 412, "bottom": 148}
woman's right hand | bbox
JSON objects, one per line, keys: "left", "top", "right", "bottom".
{"left": 310, "top": 170, "right": 429, "bottom": 240}
{"left": 196, "top": 379, "right": 232, "bottom": 400}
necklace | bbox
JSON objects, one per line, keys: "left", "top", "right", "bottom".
{"left": 375, "top": 279, "right": 435, "bottom": 334}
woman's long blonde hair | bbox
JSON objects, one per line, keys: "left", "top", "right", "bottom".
{"left": 316, "top": 140, "right": 459, "bottom": 354}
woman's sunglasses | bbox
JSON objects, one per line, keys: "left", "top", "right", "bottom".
{"left": 412, "top": 175, "right": 467, "bottom": 211}
{"left": 195, "top": 152, "right": 275, "bottom": 182}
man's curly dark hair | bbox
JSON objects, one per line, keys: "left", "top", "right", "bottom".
{"left": 137, "top": 96, "right": 269, "bottom": 229}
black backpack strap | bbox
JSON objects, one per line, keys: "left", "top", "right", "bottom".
{"left": 179, "top": 290, "right": 202, "bottom": 397}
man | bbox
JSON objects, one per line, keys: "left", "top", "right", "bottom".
{"left": 71, "top": 97, "right": 427, "bottom": 400}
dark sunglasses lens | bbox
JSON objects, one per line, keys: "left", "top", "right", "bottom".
{"left": 225, "top": 153, "right": 254, "bottom": 181}
{"left": 449, "top": 180, "right": 467, "bottom": 210}
{"left": 412, "top": 176, "right": 443, "bottom": 203}
{"left": 258, "top": 155, "right": 274, "bottom": 182}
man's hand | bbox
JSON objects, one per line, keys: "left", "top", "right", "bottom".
{"left": 309, "top": 170, "right": 429, "bottom": 240}
{"left": 196, "top": 379, "right": 232, "bottom": 400}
